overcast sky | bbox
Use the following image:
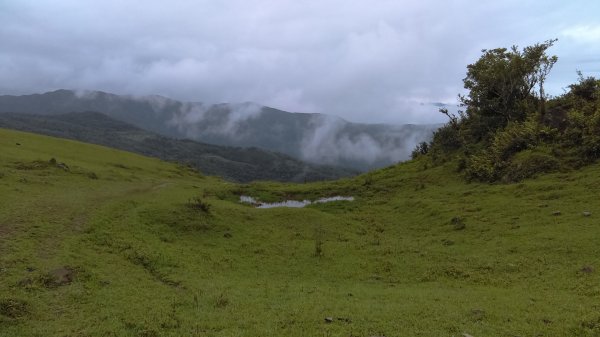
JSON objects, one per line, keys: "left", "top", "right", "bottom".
{"left": 1, "top": 0, "right": 599, "bottom": 124}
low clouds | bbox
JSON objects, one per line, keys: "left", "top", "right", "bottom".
{"left": 160, "top": 99, "right": 439, "bottom": 169}
{"left": 1, "top": 0, "right": 599, "bottom": 124}
{"left": 300, "top": 114, "right": 431, "bottom": 167}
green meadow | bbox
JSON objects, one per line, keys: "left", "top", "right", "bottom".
{"left": 1, "top": 127, "right": 599, "bottom": 336}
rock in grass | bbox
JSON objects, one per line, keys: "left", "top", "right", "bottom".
{"left": 463, "top": 333, "right": 474, "bottom": 337}
{"left": 324, "top": 317, "right": 333, "bottom": 323}
{"left": 583, "top": 211, "right": 592, "bottom": 217}
{"left": 552, "top": 211, "right": 561, "bottom": 216}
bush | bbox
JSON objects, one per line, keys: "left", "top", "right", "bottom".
{"left": 429, "top": 124, "right": 462, "bottom": 163}
{"left": 464, "top": 120, "right": 539, "bottom": 182}
{"left": 490, "top": 121, "right": 537, "bottom": 160}
{"left": 464, "top": 153, "right": 498, "bottom": 182}
{"left": 411, "top": 141, "right": 429, "bottom": 159}
{"left": 580, "top": 109, "right": 600, "bottom": 160}
{"left": 502, "top": 149, "right": 560, "bottom": 182}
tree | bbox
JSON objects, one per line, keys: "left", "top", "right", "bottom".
{"left": 459, "top": 40, "right": 557, "bottom": 137}
{"left": 568, "top": 70, "right": 600, "bottom": 102}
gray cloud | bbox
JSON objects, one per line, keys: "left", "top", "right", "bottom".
{"left": 1, "top": 0, "right": 599, "bottom": 124}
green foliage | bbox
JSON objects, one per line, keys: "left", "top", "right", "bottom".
{"left": 464, "top": 120, "right": 539, "bottom": 181}
{"left": 503, "top": 149, "right": 560, "bottom": 182}
{"left": 428, "top": 124, "right": 462, "bottom": 163}
{"left": 490, "top": 120, "right": 538, "bottom": 160}
{"left": 568, "top": 71, "right": 600, "bottom": 103}
{"left": 463, "top": 153, "right": 496, "bottom": 182}
{"left": 566, "top": 105, "right": 600, "bottom": 162}
{"left": 410, "top": 141, "right": 429, "bottom": 159}
{"left": 461, "top": 40, "right": 557, "bottom": 133}
{"left": 425, "top": 40, "right": 600, "bottom": 183}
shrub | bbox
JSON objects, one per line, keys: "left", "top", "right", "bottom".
{"left": 490, "top": 121, "right": 537, "bottom": 160}
{"left": 503, "top": 149, "right": 560, "bottom": 182}
{"left": 411, "top": 141, "right": 430, "bottom": 159}
{"left": 580, "top": 109, "right": 600, "bottom": 161}
{"left": 464, "top": 154, "right": 498, "bottom": 182}
{"left": 464, "top": 120, "right": 539, "bottom": 181}
{"left": 429, "top": 124, "right": 462, "bottom": 163}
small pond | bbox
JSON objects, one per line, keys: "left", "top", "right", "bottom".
{"left": 240, "top": 195, "right": 354, "bottom": 209}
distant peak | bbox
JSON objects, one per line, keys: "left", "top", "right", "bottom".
{"left": 45, "top": 89, "right": 76, "bottom": 96}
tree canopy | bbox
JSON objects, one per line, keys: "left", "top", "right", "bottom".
{"left": 460, "top": 39, "right": 558, "bottom": 137}
{"left": 417, "top": 40, "right": 600, "bottom": 183}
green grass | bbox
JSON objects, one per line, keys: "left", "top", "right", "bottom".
{"left": 1, "top": 127, "right": 600, "bottom": 336}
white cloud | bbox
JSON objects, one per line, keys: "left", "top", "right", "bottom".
{"left": 561, "top": 25, "right": 600, "bottom": 43}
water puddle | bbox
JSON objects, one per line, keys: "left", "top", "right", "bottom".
{"left": 240, "top": 195, "right": 354, "bottom": 208}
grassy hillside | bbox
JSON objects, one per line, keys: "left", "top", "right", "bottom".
{"left": 1, "top": 128, "right": 599, "bottom": 336}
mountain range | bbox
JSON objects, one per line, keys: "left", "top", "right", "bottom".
{"left": 0, "top": 90, "right": 440, "bottom": 170}
{"left": 0, "top": 111, "right": 355, "bottom": 183}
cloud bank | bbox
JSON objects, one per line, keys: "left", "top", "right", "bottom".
{"left": 1, "top": 0, "right": 599, "bottom": 124}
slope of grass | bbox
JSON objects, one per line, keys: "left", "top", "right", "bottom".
{"left": 1, "top": 127, "right": 599, "bottom": 336}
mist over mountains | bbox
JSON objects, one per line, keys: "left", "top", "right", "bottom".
{"left": 0, "top": 111, "right": 355, "bottom": 183}
{"left": 0, "top": 90, "right": 440, "bottom": 170}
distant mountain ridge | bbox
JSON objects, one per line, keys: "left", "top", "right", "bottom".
{"left": 0, "top": 90, "right": 441, "bottom": 170}
{"left": 0, "top": 111, "right": 356, "bottom": 183}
